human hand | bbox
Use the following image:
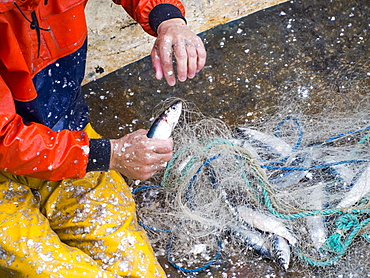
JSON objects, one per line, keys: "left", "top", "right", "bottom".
{"left": 110, "top": 129, "right": 173, "bottom": 180}
{"left": 151, "top": 18, "right": 207, "bottom": 86}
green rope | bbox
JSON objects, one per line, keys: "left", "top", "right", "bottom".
{"left": 162, "top": 139, "right": 235, "bottom": 187}
{"left": 162, "top": 138, "right": 370, "bottom": 267}
{"left": 298, "top": 217, "right": 370, "bottom": 266}
{"left": 358, "top": 133, "right": 370, "bottom": 145}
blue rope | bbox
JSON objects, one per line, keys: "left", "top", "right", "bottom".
{"left": 167, "top": 235, "right": 223, "bottom": 273}
{"left": 132, "top": 184, "right": 223, "bottom": 273}
{"left": 185, "top": 154, "right": 221, "bottom": 208}
{"left": 262, "top": 159, "right": 370, "bottom": 171}
{"left": 265, "top": 120, "right": 370, "bottom": 188}
{"left": 131, "top": 184, "right": 161, "bottom": 194}
{"left": 132, "top": 185, "right": 171, "bottom": 233}
{"left": 324, "top": 125, "right": 370, "bottom": 143}
{"left": 274, "top": 116, "right": 303, "bottom": 151}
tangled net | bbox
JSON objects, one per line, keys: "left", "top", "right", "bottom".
{"left": 133, "top": 101, "right": 370, "bottom": 273}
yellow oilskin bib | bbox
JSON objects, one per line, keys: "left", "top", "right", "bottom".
{"left": 0, "top": 124, "right": 165, "bottom": 277}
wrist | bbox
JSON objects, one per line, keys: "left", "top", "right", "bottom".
{"left": 149, "top": 4, "right": 186, "bottom": 35}
{"left": 109, "top": 139, "right": 120, "bottom": 171}
{"left": 157, "top": 18, "right": 187, "bottom": 34}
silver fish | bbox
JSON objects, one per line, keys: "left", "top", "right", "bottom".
{"left": 336, "top": 163, "right": 370, "bottom": 208}
{"left": 271, "top": 234, "right": 291, "bottom": 270}
{"left": 147, "top": 100, "right": 182, "bottom": 139}
{"left": 235, "top": 127, "right": 293, "bottom": 158}
{"left": 228, "top": 223, "right": 272, "bottom": 258}
{"left": 221, "top": 187, "right": 293, "bottom": 269}
{"left": 229, "top": 223, "right": 291, "bottom": 270}
{"left": 236, "top": 205, "right": 297, "bottom": 246}
{"left": 306, "top": 182, "right": 327, "bottom": 251}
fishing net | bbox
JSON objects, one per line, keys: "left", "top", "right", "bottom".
{"left": 133, "top": 91, "right": 370, "bottom": 274}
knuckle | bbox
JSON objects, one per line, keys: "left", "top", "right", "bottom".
{"left": 198, "top": 50, "right": 207, "bottom": 59}
{"left": 175, "top": 50, "right": 187, "bottom": 60}
{"left": 187, "top": 49, "right": 197, "bottom": 58}
{"left": 143, "top": 156, "right": 154, "bottom": 165}
{"left": 142, "top": 165, "right": 153, "bottom": 173}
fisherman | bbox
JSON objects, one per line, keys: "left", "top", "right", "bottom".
{"left": 0, "top": 0, "right": 206, "bottom": 277}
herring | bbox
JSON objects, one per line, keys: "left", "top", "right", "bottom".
{"left": 336, "top": 163, "right": 370, "bottom": 208}
{"left": 221, "top": 186, "right": 294, "bottom": 269}
{"left": 236, "top": 205, "right": 297, "bottom": 246}
{"left": 306, "top": 182, "right": 328, "bottom": 251}
{"left": 271, "top": 235, "right": 291, "bottom": 271}
{"left": 228, "top": 223, "right": 272, "bottom": 258}
{"left": 147, "top": 100, "right": 182, "bottom": 140}
{"left": 235, "top": 127, "right": 293, "bottom": 158}
{"left": 228, "top": 223, "right": 291, "bottom": 270}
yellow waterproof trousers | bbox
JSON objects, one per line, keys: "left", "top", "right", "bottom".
{"left": 0, "top": 125, "right": 165, "bottom": 278}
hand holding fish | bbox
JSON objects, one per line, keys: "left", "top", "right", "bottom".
{"left": 110, "top": 129, "right": 173, "bottom": 180}
{"left": 151, "top": 18, "right": 207, "bottom": 86}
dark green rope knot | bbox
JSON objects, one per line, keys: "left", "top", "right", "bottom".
{"left": 321, "top": 232, "right": 344, "bottom": 254}
{"left": 335, "top": 214, "right": 359, "bottom": 231}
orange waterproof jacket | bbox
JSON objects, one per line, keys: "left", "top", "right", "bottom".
{"left": 0, "top": 0, "right": 185, "bottom": 181}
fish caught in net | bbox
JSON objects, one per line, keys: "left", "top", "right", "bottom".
{"left": 133, "top": 99, "right": 370, "bottom": 274}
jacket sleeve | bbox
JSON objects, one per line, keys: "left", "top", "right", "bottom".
{"left": 113, "top": 0, "right": 186, "bottom": 36}
{"left": 0, "top": 75, "right": 91, "bottom": 181}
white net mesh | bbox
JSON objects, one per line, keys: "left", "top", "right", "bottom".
{"left": 133, "top": 84, "right": 370, "bottom": 274}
